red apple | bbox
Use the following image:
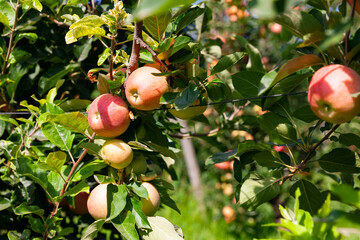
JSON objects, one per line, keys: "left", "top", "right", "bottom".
{"left": 141, "top": 182, "right": 161, "bottom": 216}
{"left": 214, "top": 161, "right": 232, "bottom": 171}
{"left": 87, "top": 184, "right": 109, "bottom": 220}
{"left": 273, "top": 145, "right": 288, "bottom": 153}
{"left": 88, "top": 94, "right": 130, "bottom": 138}
{"left": 69, "top": 192, "right": 89, "bottom": 215}
{"left": 125, "top": 66, "right": 169, "bottom": 111}
{"left": 101, "top": 139, "right": 133, "bottom": 169}
{"left": 308, "top": 64, "right": 360, "bottom": 124}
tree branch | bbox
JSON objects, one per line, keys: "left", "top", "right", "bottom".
{"left": 127, "top": 21, "right": 143, "bottom": 75}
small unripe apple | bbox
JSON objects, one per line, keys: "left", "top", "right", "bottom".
{"left": 69, "top": 192, "right": 89, "bottom": 215}
{"left": 125, "top": 66, "right": 168, "bottom": 111}
{"left": 88, "top": 94, "right": 130, "bottom": 138}
{"left": 168, "top": 97, "right": 207, "bottom": 120}
{"left": 308, "top": 64, "right": 360, "bottom": 124}
{"left": 141, "top": 182, "right": 161, "bottom": 216}
{"left": 87, "top": 184, "right": 109, "bottom": 220}
{"left": 101, "top": 139, "right": 133, "bottom": 169}
{"left": 125, "top": 154, "right": 147, "bottom": 175}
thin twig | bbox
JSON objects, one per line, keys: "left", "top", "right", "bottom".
{"left": 137, "top": 38, "right": 169, "bottom": 71}
{"left": 298, "top": 124, "right": 340, "bottom": 169}
{"left": 2, "top": 0, "right": 20, "bottom": 75}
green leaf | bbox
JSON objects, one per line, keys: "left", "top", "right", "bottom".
{"left": 66, "top": 0, "right": 88, "bottom": 6}
{"left": 173, "top": 84, "right": 199, "bottom": 110}
{"left": 38, "top": 63, "right": 80, "bottom": 95}
{"left": 40, "top": 121, "right": 75, "bottom": 152}
{"left": 275, "top": 10, "right": 324, "bottom": 46}
{"left": 232, "top": 71, "right": 264, "bottom": 105}
{"left": 0, "top": 115, "right": 19, "bottom": 127}
{"left": 134, "top": 0, "right": 196, "bottom": 20}
{"left": 98, "top": 48, "right": 111, "bottom": 66}
{"left": 128, "top": 182, "right": 148, "bottom": 199}
{"left": 171, "top": 36, "right": 192, "bottom": 56}
{"left": 15, "top": 157, "right": 61, "bottom": 198}
{"left": 145, "top": 142, "right": 178, "bottom": 161}
{"left": 338, "top": 133, "right": 360, "bottom": 149}
{"left": 157, "top": 186, "right": 181, "bottom": 214}
{"left": 38, "top": 151, "right": 67, "bottom": 173}
{"left": 0, "top": 197, "right": 11, "bottom": 211}
{"left": 14, "top": 203, "right": 44, "bottom": 217}
{"left": 59, "top": 99, "right": 91, "bottom": 111}
{"left": 293, "top": 105, "right": 318, "bottom": 123}
{"left": 144, "top": 12, "right": 172, "bottom": 42}
{"left": 318, "top": 148, "right": 360, "bottom": 173}
{"left": 72, "top": 160, "right": 108, "bottom": 182}
{"left": 140, "top": 216, "right": 184, "bottom": 240}
{"left": 130, "top": 197, "right": 151, "bottom": 229}
{"left": 79, "top": 142, "right": 102, "bottom": 156}
{"left": 81, "top": 219, "right": 106, "bottom": 240}
{"left": 289, "top": 179, "right": 325, "bottom": 215}
{"left": 0, "top": 11, "right": 9, "bottom": 27}
{"left": 253, "top": 151, "right": 283, "bottom": 168}
{"left": 65, "top": 182, "right": 90, "bottom": 197}
{"left": 235, "top": 36, "right": 264, "bottom": 72}
{"left": 70, "top": 15, "right": 106, "bottom": 29}
{"left": 66, "top": 27, "right": 106, "bottom": 44}
{"left": 210, "top": 52, "right": 246, "bottom": 76}
{"left": 331, "top": 184, "right": 360, "bottom": 209}
{"left": 21, "top": 0, "right": 43, "bottom": 12}
{"left": 263, "top": 72, "right": 312, "bottom": 109}
{"left": 112, "top": 211, "right": 139, "bottom": 240}
{"left": 205, "top": 149, "right": 238, "bottom": 166}
{"left": 6, "top": 64, "right": 28, "bottom": 101}
{"left": 175, "top": 7, "right": 205, "bottom": 34}
{"left": 248, "top": 0, "right": 277, "bottom": 19}
{"left": 0, "top": 0, "right": 15, "bottom": 27}
{"left": 107, "top": 184, "right": 127, "bottom": 220}
{"left": 14, "top": 33, "right": 38, "bottom": 45}
{"left": 44, "top": 112, "right": 90, "bottom": 137}
{"left": 258, "top": 71, "right": 277, "bottom": 96}
{"left": 319, "top": 20, "right": 352, "bottom": 50}
{"left": 239, "top": 177, "right": 281, "bottom": 210}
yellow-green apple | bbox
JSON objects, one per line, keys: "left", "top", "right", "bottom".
{"left": 88, "top": 93, "right": 130, "bottom": 138}
{"left": 69, "top": 192, "right": 89, "bottom": 215}
{"left": 101, "top": 139, "right": 133, "bottom": 169}
{"left": 125, "top": 154, "right": 147, "bottom": 175}
{"left": 168, "top": 97, "right": 207, "bottom": 120}
{"left": 222, "top": 206, "right": 236, "bottom": 223}
{"left": 87, "top": 184, "right": 109, "bottom": 220}
{"left": 125, "top": 66, "right": 168, "bottom": 111}
{"left": 308, "top": 64, "right": 360, "bottom": 124}
{"left": 141, "top": 182, "right": 161, "bottom": 216}
{"left": 347, "top": 0, "right": 360, "bottom": 14}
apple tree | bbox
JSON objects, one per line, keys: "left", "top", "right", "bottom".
{"left": 1, "top": 0, "right": 360, "bottom": 239}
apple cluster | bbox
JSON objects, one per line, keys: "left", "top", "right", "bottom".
{"left": 308, "top": 64, "right": 360, "bottom": 124}
{"left": 86, "top": 66, "right": 170, "bottom": 220}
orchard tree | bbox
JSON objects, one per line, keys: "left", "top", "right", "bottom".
{"left": 1, "top": 0, "right": 360, "bottom": 239}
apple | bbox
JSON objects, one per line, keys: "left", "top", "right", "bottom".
{"left": 125, "top": 66, "right": 169, "bottom": 111}
{"left": 101, "top": 139, "right": 133, "bottom": 169}
{"left": 214, "top": 161, "right": 232, "bottom": 171}
{"left": 229, "top": 14, "right": 238, "bottom": 22}
{"left": 68, "top": 192, "right": 89, "bottom": 215}
{"left": 88, "top": 93, "right": 130, "bottom": 138}
{"left": 125, "top": 154, "right": 147, "bottom": 175}
{"left": 347, "top": 0, "right": 360, "bottom": 14}
{"left": 222, "top": 206, "right": 236, "bottom": 223}
{"left": 168, "top": 97, "right": 207, "bottom": 120}
{"left": 87, "top": 184, "right": 109, "bottom": 220}
{"left": 228, "top": 5, "right": 238, "bottom": 15}
{"left": 269, "top": 23, "right": 282, "bottom": 34}
{"left": 308, "top": 64, "right": 360, "bottom": 124}
{"left": 274, "top": 145, "right": 288, "bottom": 153}
{"left": 141, "top": 182, "right": 161, "bottom": 216}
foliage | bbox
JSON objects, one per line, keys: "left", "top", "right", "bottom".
{"left": 1, "top": 0, "right": 360, "bottom": 239}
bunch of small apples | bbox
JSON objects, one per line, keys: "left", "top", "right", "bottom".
{"left": 86, "top": 66, "right": 173, "bottom": 220}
